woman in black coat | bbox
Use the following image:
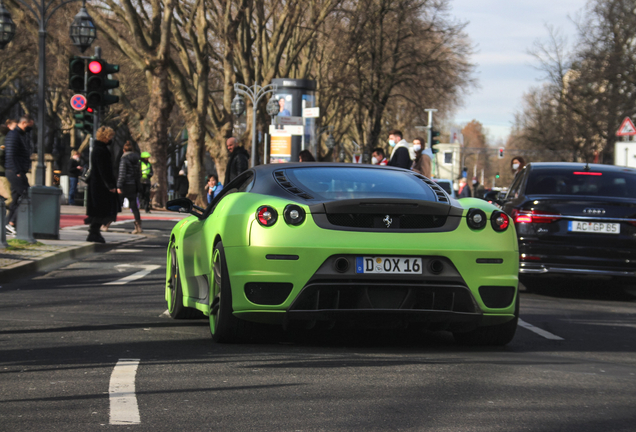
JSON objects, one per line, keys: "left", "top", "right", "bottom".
{"left": 86, "top": 126, "right": 120, "bottom": 243}
{"left": 117, "top": 141, "right": 142, "bottom": 234}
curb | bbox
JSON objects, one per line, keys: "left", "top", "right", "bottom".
{"left": 0, "top": 236, "right": 143, "bottom": 284}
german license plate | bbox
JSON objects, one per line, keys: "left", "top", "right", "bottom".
{"left": 355, "top": 257, "right": 422, "bottom": 274}
{"left": 568, "top": 221, "right": 620, "bottom": 234}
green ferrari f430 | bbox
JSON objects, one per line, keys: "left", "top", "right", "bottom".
{"left": 165, "top": 163, "right": 519, "bottom": 345}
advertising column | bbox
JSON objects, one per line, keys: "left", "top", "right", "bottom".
{"left": 271, "top": 78, "right": 316, "bottom": 162}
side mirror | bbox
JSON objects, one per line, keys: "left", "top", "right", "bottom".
{"left": 166, "top": 198, "right": 193, "bottom": 214}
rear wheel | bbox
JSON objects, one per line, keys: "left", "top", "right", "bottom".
{"left": 209, "top": 241, "right": 251, "bottom": 343}
{"left": 453, "top": 295, "right": 519, "bottom": 346}
{"left": 167, "top": 245, "right": 202, "bottom": 319}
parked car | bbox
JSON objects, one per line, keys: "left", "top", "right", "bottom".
{"left": 433, "top": 178, "right": 457, "bottom": 199}
{"left": 165, "top": 163, "right": 519, "bottom": 345}
{"left": 500, "top": 162, "right": 636, "bottom": 294}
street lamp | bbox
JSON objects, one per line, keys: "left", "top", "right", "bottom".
{"left": 231, "top": 95, "right": 246, "bottom": 117}
{"left": 0, "top": 1, "right": 16, "bottom": 49}
{"left": 69, "top": 2, "right": 96, "bottom": 53}
{"left": 233, "top": 82, "right": 278, "bottom": 168}
{"left": 266, "top": 97, "right": 279, "bottom": 120}
{"left": 8, "top": 0, "right": 96, "bottom": 186}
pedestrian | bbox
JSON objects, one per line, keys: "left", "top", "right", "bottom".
{"left": 139, "top": 151, "right": 153, "bottom": 213}
{"left": 175, "top": 169, "right": 189, "bottom": 198}
{"left": 371, "top": 147, "right": 388, "bottom": 165}
{"left": 86, "top": 126, "right": 120, "bottom": 243}
{"left": 205, "top": 174, "right": 223, "bottom": 204}
{"left": 386, "top": 130, "right": 412, "bottom": 169}
{"left": 117, "top": 141, "right": 142, "bottom": 234}
{"left": 68, "top": 150, "right": 82, "bottom": 205}
{"left": 4, "top": 115, "right": 34, "bottom": 234}
{"left": 298, "top": 150, "right": 315, "bottom": 162}
{"left": 511, "top": 156, "right": 526, "bottom": 176}
{"left": 458, "top": 177, "right": 471, "bottom": 198}
{"left": 224, "top": 137, "right": 249, "bottom": 185}
{"left": 410, "top": 137, "right": 432, "bottom": 178}
{"left": 0, "top": 119, "right": 17, "bottom": 209}
{"left": 472, "top": 177, "right": 486, "bottom": 199}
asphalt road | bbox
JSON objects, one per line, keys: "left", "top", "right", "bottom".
{"left": 1, "top": 220, "right": 635, "bottom": 431}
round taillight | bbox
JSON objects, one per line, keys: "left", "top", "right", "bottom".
{"left": 256, "top": 206, "right": 278, "bottom": 227}
{"left": 491, "top": 211, "right": 510, "bottom": 232}
{"left": 283, "top": 204, "right": 306, "bottom": 226}
{"left": 466, "top": 208, "right": 487, "bottom": 230}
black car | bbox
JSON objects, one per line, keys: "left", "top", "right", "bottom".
{"left": 500, "top": 162, "right": 636, "bottom": 293}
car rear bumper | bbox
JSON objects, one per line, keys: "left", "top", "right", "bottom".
{"left": 520, "top": 264, "right": 636, "bottom": 278}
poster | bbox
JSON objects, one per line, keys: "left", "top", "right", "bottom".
{"left": 274, "top": 94, "right": 293, "bottom": 117}
{"left": 270, "top": 132, "right": 292, "bottom": 163}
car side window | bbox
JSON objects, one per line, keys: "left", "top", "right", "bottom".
{"left": 506, "top": 171, "right": 525, "bottom": 201}
{"left": 206, "top": 171, "right": 254, "bottom": 216}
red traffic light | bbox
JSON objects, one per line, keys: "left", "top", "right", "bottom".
{"left": 87, "top": 107, "right": 93, "bottom": 113}
{"left": 88, "top": 61, "right": 102, "bottom": 74}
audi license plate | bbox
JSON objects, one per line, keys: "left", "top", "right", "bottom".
{"left": 568, "top": 221, "right": 620, "bottom": 234}
{"left": 355, "top": 257, "right": 422, "bottom": 274}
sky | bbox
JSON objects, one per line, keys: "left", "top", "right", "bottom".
{"left": 450, "top": 0, "right": 589, "bottom": 144}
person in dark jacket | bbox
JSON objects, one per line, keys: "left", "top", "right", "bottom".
{"left": 458, "top": 178, "right": 472, "bottom": 198}
{"left": 86, "top": 126, "right": 120, "bottom": 243}
{"left": 4, "top": 115, "right": 34, "bottom": 233}
{"left": 224, "top": 137, "right": 249, "bottom": 185}
{"left": 386, "top": 129, "right": 412, "bottom": 169}
{"left": 68, "top": 150, "right": 82, "bottom": 205}
{"left": 117, "top": 141, "right": 142, "bottom": 234}
{"left": 175, "top": 170, "right": 189, "bottom": 198}
{"left": 0, "top": 119, "right": 17, "bottom": 209}
{"left": 298, "top": 150, "right": 316, "bottom": 162}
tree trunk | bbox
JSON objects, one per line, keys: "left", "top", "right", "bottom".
{"left": 140, "top": 66, "right": 173, "bottom": 209}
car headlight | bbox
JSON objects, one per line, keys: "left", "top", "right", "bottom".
{"left": 256, "top": 206, "right": 278, "bottom": 227}
{"left": 283, "top": 204, "right": 306, "bottom": 226}
{"left": 491, "top": 210, "right": 510, "bottom": 232}
{"left": 466, "top": 208, "right": 487, "bottom": 230}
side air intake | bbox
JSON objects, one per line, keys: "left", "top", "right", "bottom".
{"left": 273, "top": 170, "right": 314, "bottom": 200}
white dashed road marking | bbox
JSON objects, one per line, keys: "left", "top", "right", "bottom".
{"left": 109, "top": 359, "right": 141, "bottom": 425}
{"left": 103, "top": 265, "right": 161, "bottom": 285}
{"left": 519, "top": 319, "right": 564, "bottom": 340}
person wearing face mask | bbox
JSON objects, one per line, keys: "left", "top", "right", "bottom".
{"left": 410, "top": 137, "right": 432, "bottom": 178}
{"left": 386, "top": 130, "right": 412, "bottom": 169}
{"left": 4, "top": 115, "right": 35, "bottom": 234}
{"left": 511, "top": 156, "right": 526, "bottom": 175}
{"left": 371, "top": 148, "right": 388, "bottom": 165}
{"left": 85, "top": 126, "right": 121, "bottom": 243}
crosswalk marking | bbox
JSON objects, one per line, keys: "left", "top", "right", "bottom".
{"left": 109, "top": 359, "right": 141, "bottom": 425}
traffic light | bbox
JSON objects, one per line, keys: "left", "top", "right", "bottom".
{"left": 430, "top": 128, "right": 441, "bottom": 154}
{"left": 74, "top": 107, "right": 94, "bottom": 135}
{"left": 498, "top": 147, "right": 504, "bottom": 159}
{"left": 69, "top": 57, "right": 86, "bottom": 92}
{"left": 86, "top": 59, "right": 120, "bottom": 108}
{"left": 495, "top": 172, "right": 500, "bottom": 179}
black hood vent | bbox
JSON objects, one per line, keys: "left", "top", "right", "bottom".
{"left": 273, "top": 170, "right": 314, "bottom": 200}
{"left": 412, "top": 174, "right": 450, "bottom": 203}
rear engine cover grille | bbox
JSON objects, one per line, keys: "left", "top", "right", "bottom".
{"left": 327, "top": 213, "right": 447, "bottom": 229}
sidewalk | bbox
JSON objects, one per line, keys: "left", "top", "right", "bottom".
{"left": 0, "top": 205, "right": 187, "bottom": 284}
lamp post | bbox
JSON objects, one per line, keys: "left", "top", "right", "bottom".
{"left": 3, "top": 0, "right": 95, "bottom": 186}
{"left": 233, "top": 82, "right": 278, "bottom": 168}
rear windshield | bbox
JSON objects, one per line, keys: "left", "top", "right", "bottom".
{"left": 526, "top": 168, "right": 636, "bottom": 199}
{"left": 285, "top": 167, "right": 437, "bottom": 201}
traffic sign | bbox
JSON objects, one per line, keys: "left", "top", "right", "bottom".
{"left": 352, "top": 153, "right": 362, "bottom": 164}
{"left": 274, "top": 116, "right": 303, "bottom": 126}
{"left": 303, "top": 107, "right": 320, "bottom": 118}
{"left": 70, "top": 94, "right": 87, "bottom": 111}
{"left": 269, "top": 124, "right": 304, "bottom": 135}
{"left": 616, "top": 117, "right": 636, "bottom": 136}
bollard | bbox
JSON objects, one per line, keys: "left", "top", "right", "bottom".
{"left": 16, "top": 193, "right": 36, "bottom": 244}
{"left": 0, "top": 198, "right": 8, "bottom": 249}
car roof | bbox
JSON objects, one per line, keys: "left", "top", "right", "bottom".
{"left": 527, "top": 162, "right": 636, "bottom": 174}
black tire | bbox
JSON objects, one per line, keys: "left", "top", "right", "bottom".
{"left": 167, "top": 245, "right": 203, "bottom": 319}
{"left": 210, "top": 241, "right": 251, "bottom": 343}
{"left": 453, "top": 294, "right": 519, "bottom": 346}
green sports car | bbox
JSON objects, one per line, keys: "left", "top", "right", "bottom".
{"left": 165, "top": 163, "right": 519, "bottom": 345}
